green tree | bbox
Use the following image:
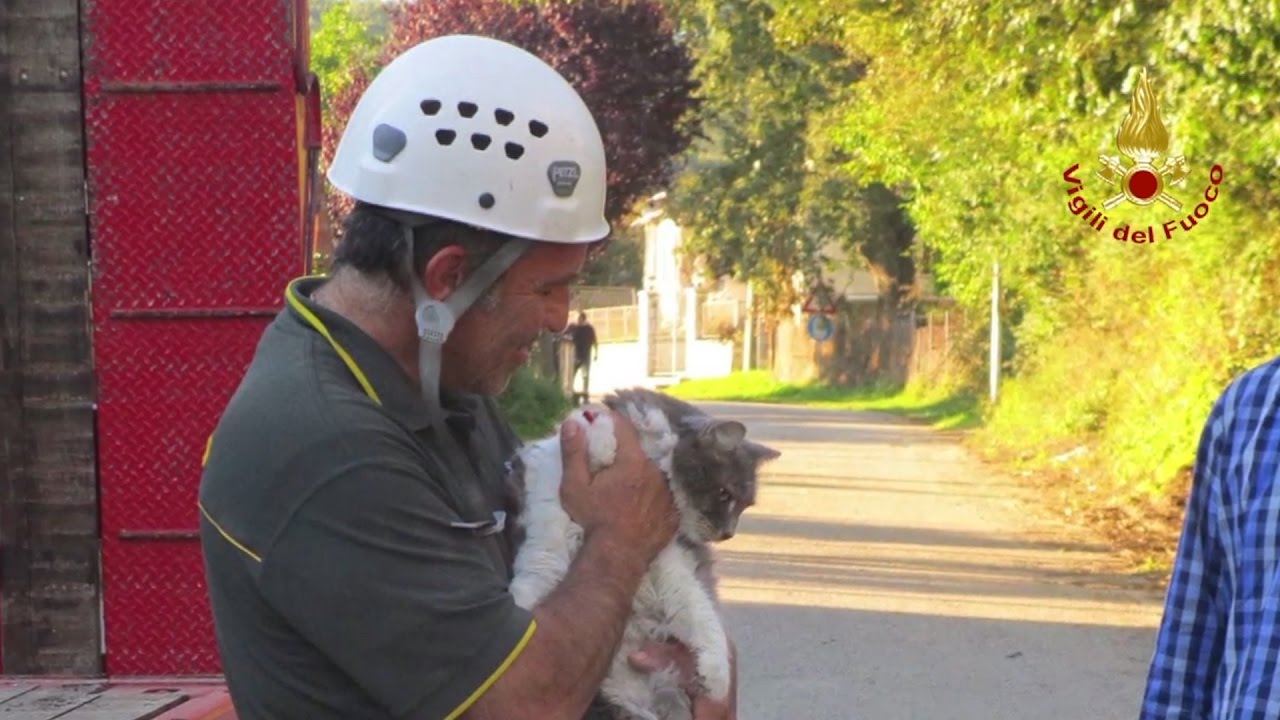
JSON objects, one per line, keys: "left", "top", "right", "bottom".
{"left": 311, "top": 0, "right": 385, "bottom": 115}
{"left": 665, "top": 0, "right": 916, "bottom": 314}
{"left": 771, "top": 0, "right": 1280, "bottom": 503}
{"left": 656, "top": 0, "right": 1280, "bottom": 515}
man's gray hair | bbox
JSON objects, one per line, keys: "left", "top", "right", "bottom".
{"left": 330, "top": 203, "right": 514, "bottom": 300}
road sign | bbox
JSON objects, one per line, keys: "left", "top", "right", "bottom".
{"left": 808, "top": 314, "right": 835, "bottom": 342}
{"left": 802, "top": 288, "right": 838, "bottom": 315}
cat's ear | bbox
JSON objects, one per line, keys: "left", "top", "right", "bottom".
{"left": 746, "top": 440, "right": 781, "bottom": 464}
{"left": 701, "top": 420, "right": 746, "bottom": 453}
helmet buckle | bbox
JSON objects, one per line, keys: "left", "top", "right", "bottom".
{"left": 415, "top": 300, "right": 456, "bottom": 346}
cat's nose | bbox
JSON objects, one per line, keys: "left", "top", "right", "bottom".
{"left": 720, "top": 515, "right": 739, "bottom": 541}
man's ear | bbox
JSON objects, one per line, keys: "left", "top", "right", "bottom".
{"left": 421, "top": 245, "right": 468, "bottom": 300}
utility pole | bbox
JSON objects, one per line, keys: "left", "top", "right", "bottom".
{"left": 990, "top": 260, "right": 1000, "bottom": 403}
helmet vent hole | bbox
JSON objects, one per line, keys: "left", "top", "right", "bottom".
{"left": 479, "top": 193, "right": 496, "bottom": 209}
{"left": 505, "top": 142, "right": 525, "bottom": 160}
{"left": 471, "top": 134, "right": 492, "bottom": 151}
{"left": 458, "top": 101, "right": 479, "bottom": 118}
{"left": 495, "top": 109, "right": 515, "bottom": 126}
{"left": 420, "top": 99, "right": 442, "bottom": 116}
{"left": 529, "top": 120, "right": 549, "bottom": 138}
{"left": 435, "top": 129, "right": 457, "bottom": 146}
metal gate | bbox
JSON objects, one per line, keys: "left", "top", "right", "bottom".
{"left": 83, "top": 0, "right": 315, "bottom": 674}
{"left": 648, "top": 291, "right": 686, "bottom": 376}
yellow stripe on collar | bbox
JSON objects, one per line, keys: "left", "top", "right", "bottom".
{"left": 285, "top": 277, "right": 383, "bottom": 406}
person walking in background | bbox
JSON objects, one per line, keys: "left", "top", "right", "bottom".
{"left": 566, "top": 311, "right": 598, "bottom": 405}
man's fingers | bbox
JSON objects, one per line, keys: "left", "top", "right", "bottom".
{"left": 628, "top": 640, "right": 696, "bottom": 686}
{"left": 627, "top": 648, "right": 662, "bottom": 673}
{"left": 631, "top": 641, "right": 733, "bottom": 718}
{"left": 607, "top": 409, "right": 647, "bottom": 463}
{"left": 559, "top": 419, "right": 589, "bottom": 491}
{"left": 692, "top": 695, "right": 733, "bottom": 720}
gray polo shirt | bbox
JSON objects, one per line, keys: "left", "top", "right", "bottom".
{"left": 199, "top": 277, "right": 534, "bottom": 719}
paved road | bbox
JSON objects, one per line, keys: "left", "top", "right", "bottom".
{"left": 700, "top": 402, "right": 1166, "bottom": 720}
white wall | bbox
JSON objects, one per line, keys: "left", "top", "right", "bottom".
{"left": 643, "top": 218, "right": 684, "bottom": 327}
{"left": 818, "top": 239, "right": 880, "bottom": 300}
{"left": 571, "top": 341, "right": 647, "bottom": 398}
{"left": 569, "top": 338, "right": 736, "bottom": 398}
{"left": 683, "top": 339, "right": 735, "bottom": 380}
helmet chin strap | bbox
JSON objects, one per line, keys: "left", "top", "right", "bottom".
{"left": 399, "top": 224, "right": 530, "bottom": 417}
{"left": 376, "top": 211, "right": 532, "bottom": 526}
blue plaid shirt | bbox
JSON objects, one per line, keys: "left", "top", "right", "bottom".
{"left": 1141, "top": 355, "right": 1280, "bottom": 719}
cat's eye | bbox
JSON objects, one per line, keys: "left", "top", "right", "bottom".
{"left": 718, "top": 488, "right": 733, "bottom": 502}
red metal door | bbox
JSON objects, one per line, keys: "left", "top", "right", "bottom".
{"left": 83, "top": 0, "right": 313, "bottom": 674}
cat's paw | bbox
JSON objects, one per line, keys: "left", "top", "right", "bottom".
{"left": 695, "top": 652, "right": 732, "bottom": 703}
{"left": 618, "top": 402, "right": 677, "bottom": 473}
{"left": 575, "top": 404, "right": 617, "bottom": 472}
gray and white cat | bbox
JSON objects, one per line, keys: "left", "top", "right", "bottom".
{"left": 508, "top": 388, "right": 780, "bottom": 720}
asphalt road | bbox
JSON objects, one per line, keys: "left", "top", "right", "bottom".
{"left": 701, "top": 402, "right": 1166, "bottom": 720}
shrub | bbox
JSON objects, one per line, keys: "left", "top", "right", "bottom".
{"left": 499, "top": 366, "right": 572, "bottom": 441}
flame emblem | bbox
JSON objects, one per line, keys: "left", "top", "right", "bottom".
{"left": 1096, "top": 68, "right": 1190, "bottom": 211}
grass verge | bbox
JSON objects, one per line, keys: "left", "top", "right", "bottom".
{"left": 666, "top": 371, "right": 983, "bottom": 430}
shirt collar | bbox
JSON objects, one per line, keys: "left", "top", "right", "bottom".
{"left": 284, "top": 276, "right": 477, "bottom": 433}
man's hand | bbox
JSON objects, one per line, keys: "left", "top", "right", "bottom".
{"left": 628, "top": 638, "right": 737, "bottom": 720}
{"left": 466, "top": 420, "right": 679, "bottom": 720}
{"left": 558, "top": 413, "right": 677, "bottom": 563}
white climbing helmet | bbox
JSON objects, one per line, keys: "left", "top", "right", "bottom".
{"left": 327, "top": 34, "right": 610, "bottom": 244}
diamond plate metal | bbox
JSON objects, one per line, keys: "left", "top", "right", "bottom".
{"left": 94, "top": 320, "right": 267, "bottom": 533}
{"left": 99, "top": 542, "right": 218, "bottom": 674}
{"left": 85, "top": 93, "right": 301, "bottom": 310}
{"left": 84, "top": 0, "right": 311, "bottom": 675}
{"left": 83, "top": 0, "right": 294, "bottom": 84}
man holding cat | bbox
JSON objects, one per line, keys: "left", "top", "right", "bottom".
{"left": 198, "top": 35, "right": 735, "bottom": 720}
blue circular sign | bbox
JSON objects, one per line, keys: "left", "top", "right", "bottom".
{"left": 808, "top": 314, "right": 835, "bottom": 342}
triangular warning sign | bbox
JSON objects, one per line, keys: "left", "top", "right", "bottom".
{"left": 802, "top": 289, "right": 838, "bottom": 315}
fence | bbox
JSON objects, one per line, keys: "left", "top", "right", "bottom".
{"left": 572, "top": 285, "right": 637, "bottom": 310}
{"left": 770, "top": 299, "right": 965, "bottom": 386}
{"left": 911, "top": 308, "right": 960, "bottom": 382}
{"left": 543, "top": 288, "right": 754, "bottom": 384}
{"left": 585, "top": 305, "right": 640, "bottom": 342}
{"left": 699, "top": 299, "right": 741, "bottom": 340}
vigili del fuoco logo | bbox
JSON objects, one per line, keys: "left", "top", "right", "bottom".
{"left": 1062, "top": 68, "right": 1223, "bottom": 244}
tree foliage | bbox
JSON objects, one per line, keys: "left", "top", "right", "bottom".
{"left": 664, "top": 0, "right": 915, "bottom": 314}
{"left": 761, "top": 0, "right": 1280, "bottom": 501}
{"left": 310, "top": 0, "right": 385, "bottom": 114}
{"left": 665, "top": 0, "right": 1280, "bottom": 505}
{"left": 322, "top": 0, "right": 700, "bottom": 237}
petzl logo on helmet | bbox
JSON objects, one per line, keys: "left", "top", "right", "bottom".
{"left": 547, "top": 161, "right": 581, "bottom": 198}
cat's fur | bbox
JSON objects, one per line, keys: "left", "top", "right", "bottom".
{"left": 508, "top": 388, "right": 780, "bottom": 720}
